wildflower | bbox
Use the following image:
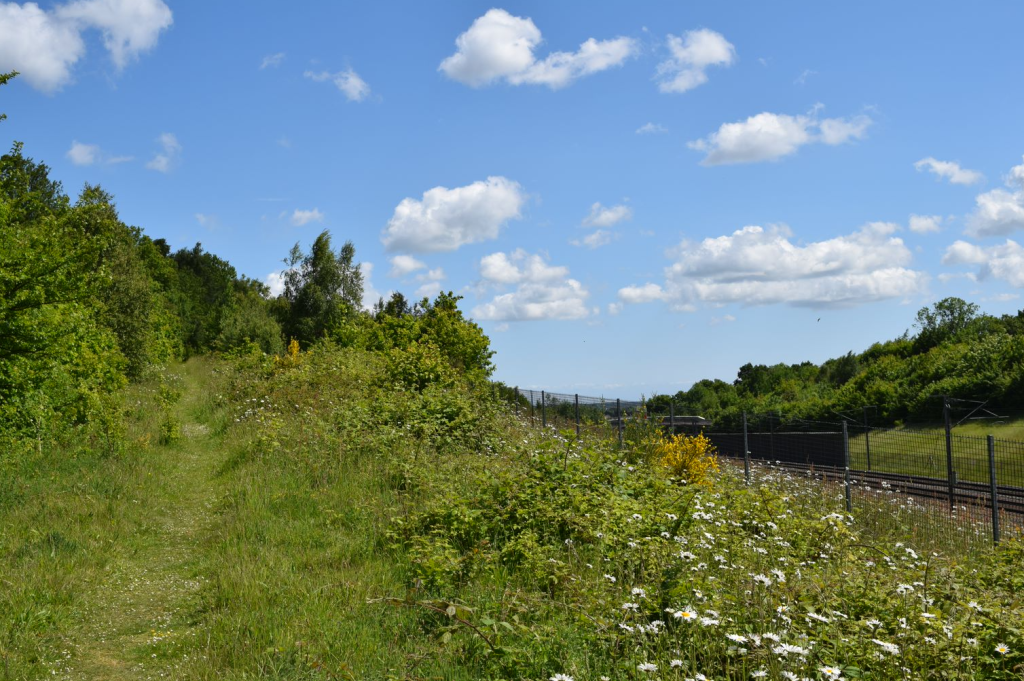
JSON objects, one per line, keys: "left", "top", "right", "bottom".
{"left": 622, "top": 602, "right": 640, "bottom": 612}
{"left": 604, "top": 574, "right": 616, "bottom": 583}
{"left": 865, "top": 619, "right": 882, "bottom": 629}
{"left": 673, "top": 609, "right": 698, "bottom": 622}
{"left": 631, "top": 587, "right": 647, "bottom": 599}
{"left": 895, "top": 584, "right": 914, "bottom": 595}
{"left": 807, "top": 612, "right": 830, "bottom": 624}
{"left": 995, "top": 643, "right": 1010, "bottom": 655}
{"left": 773, "top": 643, "right": 809, "bottom": 657}
{"left": 819, "top": 667, "right": 842, "bottom": 679}
{"left": 637, "top": 662, "right": 657, "bottom": 673}
{"left": 670, "top": 659, "right": 683, "bottom": 667}
{"left": 753, "top": 574, "right": 772, "bottom": 587}
{"left": 871, "top": 639, "right": 900, "bottom": 656}
{"left": 700, "top": 616, "right": 720, "bottom": 627}
{"left": 967, "top": 601, "right": 982, "bottom": 612}
{"left": 550, "top": 675, "right": 574, "bottom": 681}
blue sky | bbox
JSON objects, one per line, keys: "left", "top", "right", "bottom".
{"left": 3, "top": 1, "right": 1024, "bottom": 397}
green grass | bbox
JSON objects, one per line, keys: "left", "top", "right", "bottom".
{"left": 3, "top": 348, "right": 1023, "bottom": 680}
{"left": 848, "top": 425, "right": 1024, "bottom": 488}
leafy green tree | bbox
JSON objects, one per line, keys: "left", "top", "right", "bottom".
{"left": 913, "top": 297, "right": 980, "bottom": 352}
{"left": 283, "top": 230, "right": 364, "bottom": 345}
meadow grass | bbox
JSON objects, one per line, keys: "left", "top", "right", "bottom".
{"left": 3, "top": 348, "right": 1023, "bottom": 680}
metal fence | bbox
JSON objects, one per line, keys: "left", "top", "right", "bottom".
{"left": 510, "top": 387, "right": 1024, "bottom": 546}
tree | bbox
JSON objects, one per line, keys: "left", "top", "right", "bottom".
{"left": 283, "top": 230, "right": 364, "bottom": 345}
{"left": 913, "top": 297, "right": 980, "bottom": 352}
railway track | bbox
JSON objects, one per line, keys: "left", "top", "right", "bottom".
{"left": 722, "top": 455, "right": 1024, "bottom": 516}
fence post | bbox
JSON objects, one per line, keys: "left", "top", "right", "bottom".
{"left": 943, "top": 396, "right": 956, "bottom": 511}
{"left": 863, "top": 405, "right": 872, "bottom": 472}
{"left": 616, "top": 399, "right": 622, "bottom": 448}
{"left": 842, "top": 421, "right": 852, "bottom": 513}
{"left": 575, "top": 394, "right": 580, "bottom": 437}
{"left": 743, "top": 411, "right": 750, "bottom": 485}
{"left": 988, "top": 435, "right": 1001, "bottom": 545}
{"left": 542, "top": 391, "right": 547, "bottom": 429}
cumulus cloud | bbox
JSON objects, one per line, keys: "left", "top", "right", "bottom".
{"left": 914, "top": 157, "right": 984, "bottom": 185}
{"left": 264, "top": 270, "right": 288, "bottom": 297}
{"left": 359, "top": 262, "right": 389, "bottom": 311}
{"left": 655, "top": 28, "right": 735, "bottom": 94}
{"left": 66, "top": 140, "right": 99, "bottom": 165}
{"left": 290, "top": 208, "right": 324, "bottom": 227}
{"left": 966, "top": 156, "right": 1024, "bottom": 237}
{"left": 636, "top": 122, "right": 667, "bottom": 134}
{"left": 381, "top": 176, "right": 525, "bottom": 253}
{"left": 582, "top": 202, "right": 632, "bottom": 228}
{"left": 0, "top": 0, "right": 171, "bottom": 92}
{"left": 439, "top": 8, "right": 635, "bottom": 89}
{"left": 572, "top": 229, "right": 614, "bottom": 249}
{"left": 942, "top": 239, "right": 1024, "bottom": 287}
{"left": 618, "top": 223, "right": 927, "bottom": 310}
{"left": 688, "top": 109, "right": 872, "bottom": 165}
{"left": 908, "top": 214, "right": 944, "bottom": 234}
{"left": 473, "top": 249, "right": 590, "bottom": 321}
{"left": 145, "top": 132, "right": 180, "bottom": 172}
{"left": 260, "top": 52, "right": 285, "bottom": 69}
{"left": 388, "top": 255, "right": 426, "bottom": 278}
{"left": 304, "top": 67, "right": 371, "bottom": 102}
{"left": 66, "top": 140, "right": 132, "bottom": 166}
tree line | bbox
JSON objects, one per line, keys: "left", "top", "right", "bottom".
{"left": 653, "top": 297, "right": 1024, "bottom": 428}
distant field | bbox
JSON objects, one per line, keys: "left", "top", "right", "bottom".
{"left": 848, "top": 421, "right": 1024, "bottom": 488}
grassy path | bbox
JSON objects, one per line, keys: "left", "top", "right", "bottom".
{"left": 60, "top": 360, "right": 228, "bottom": 680}
{"left": 0, "top": 359, "right": 231, "bottom": 680}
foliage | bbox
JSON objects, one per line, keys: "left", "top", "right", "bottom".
{"left": 656, "top": 431, "right": 719, "bottom": 484}
{"left": 280, "top": 230, "right": 363, "bottom": 345}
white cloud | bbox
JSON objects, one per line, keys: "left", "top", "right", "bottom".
{"left": 195, "top": 213, "right": 219, "bottom": 228}
{"left": 66, "top": 140, "right": 99, "bottom": 165}
{"left": 618, "top": 283, "right": 665, "bottom": 303}
{"left": 438, "top": 8, "right": 635, "bottom": 89}
{"left": 360, "top": 262, "right": 389, "bottom": 311}
{"left": 914, "top": 157, "right": 984, "bottom": 185}
{"left": 966, "top": 156, "right": 1024, "bottom": 237}
{"left": 388, "top": 255, "right": 426, "bottom": 278}
{"left": 290, "top": 208, "right": 324, "bottom": 227}
{"left": 66, "top": 140, "right": 133, "bottom": 166}
{"left": 473, "top": 249, "right": 589, "bottom": 321}
{"left": 0, "top": 0, "right": 171, "bottom": 92}
{"left": 572, "top": 229, "right": 613, "bottom": 249}
{"left": 264, "top": 270, "right": 288, "bottom": 297}
{"left": 304, "top": 68, "right": 371, "bottom": 102}
{"left": 942, "top": 239, "right": 1024, "bottom": 287}
{"left": 145, "top": 132, "right": 180, "bottom": 172}
{"left": 618, "top": 222, "right": 927, "bottom": 310}
{"left": 636, "top": 122, "right": 667, "bottom": 135}
{"left": 709, "top": 314, "right": 736, "bottom": 325}
{"left": 908, "top": 214, "right": 944, "bottom": 234}
{"left": 582, "top": 202, "right": 632, "bottom": 228}
{"left": 607, "top": 302, "right": 623, "bottom": 315}
{"left": 381, "top": 176, "right": 525, "bottom": 253}
{"left": 688, "top": 109, "right": 871, "bottom": 165}
{"left": 794, "top": 68, "right": 816, "bottom": 86}
{"left": 260, "top": 52, "right": 285, "bottom": 69}
{"left": 655, "top": 28, "right": 735, "bottom": 94}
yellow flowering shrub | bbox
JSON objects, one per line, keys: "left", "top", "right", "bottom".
{"left": 656, "top": 431, "right": 719, "bottom": 484}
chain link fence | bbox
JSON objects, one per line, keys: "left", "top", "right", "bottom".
{"left": 509, "top": 387, "right": 1024, "bottom": 546}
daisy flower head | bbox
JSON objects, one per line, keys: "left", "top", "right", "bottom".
{"left": 673, "top": 608, "right": 698, "bottom": 622}
{"left": 550, "top": 675, "right": 574, "bottom": 681}
{"left": 819, "top": 666, "right": 843, "bottom": 679}
{"left": 995, "top": 643, "right": 1010, "bottom": 655}
{"left": 637, "top": 662, "right": 657, "bottom": 673}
